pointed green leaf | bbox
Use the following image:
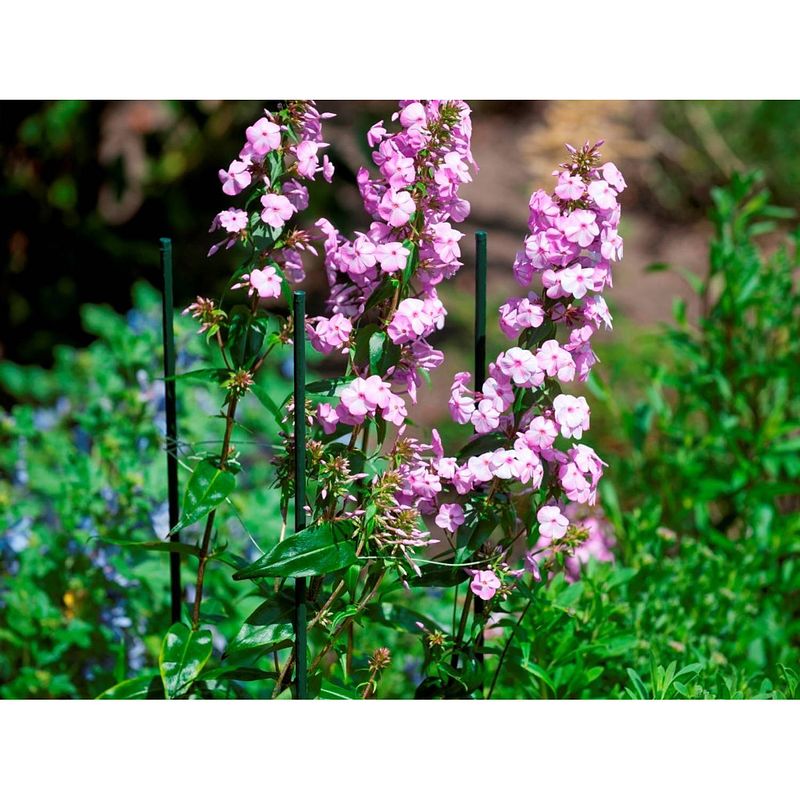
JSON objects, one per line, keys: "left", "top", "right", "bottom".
{"left": 227, "top": 599, "right": 294, "bottom": 655}
{"left": 159, "top": 622, "right": 213, "bottom": 699}
{"left": 233, "top": 520, "right": 357, "bottom": 580}
{"left": 97, "top": 674, "right": 164, "bottom": 699}
{"left": 102, "top": 537, "right": 202, "bottom": 559}
{"left": 173, "top": 460, "right": 236, "bottom": 532}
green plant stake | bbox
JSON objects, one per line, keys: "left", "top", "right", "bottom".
{"left": 293, "top": 291, "right": 308, "bottom": 699}
{"left": 160, "top": 237, "right": 182, "bottom": 625}
{"left": 474, "top": 230, "right": 487, "bottom": 689}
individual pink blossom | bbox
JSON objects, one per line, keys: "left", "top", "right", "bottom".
{"left": 294, "top": 141, "right": 325, "bottom": 179}
{"left": 339, "top": 375, "right": 392, "bottom": 419}
{"left": 260, "top": 193, "right": 296, "bottom": 229}
{"left": 387, "top": 298, "right": 433, "bottom": 344}
{"left": 587, "top": 180, "right": 618, "bottom": 210}
{"left": 513, "top": 444, "right": 543, "bottom": 487}
{"left": 367, "top": 120, "right": 387, "bottom": 147}
{"left": 382, "top": 393, "right": 408, "bottom": 426}
{"left": 561, "top": 209, "right": 599, "bottom": 247}
{"left": 558, "top": 265, "right": 595, "bottom": 300}
{"left": 520, "top": 416, "right": 558, "bottom": 450}
{"left": 467, "top": 452, "right": 494, "bottom": 483}
{"left": 317, "top": 402, "right": 339, "bottom": 434}
{"left": 537, "top": 504, "right": 569, "bottom": 540}
{"left": 245, "top": 118, "right": 281, "bottom": 156}
{"left": 490, "top": 449, "right": 521, "bottom": 480}
{"left": 398, "top": 102, "right": 426, "bottom": 128}
{"left": 554, "top": 172, "right": 585, "bottom": 201}
{"left": 435, "top": 503, "right": 465, "bottom": 533}
{"left": 470, "top": 569, "right": 501, "bottom": 601}
{"left": 449, "top": 383, "right": 476, "bottom": 424}
{"left": 452, "top": 465, "right": 475, "bottom": 494}
{"left": 602, "top": 162, "right": 627, "bottom": 192}
{"left": 378, "top": 189, "right": 416, "bottom": 228}
{"left": 471, "top": 398, "right": 501, "bottom": 433}
{"left": 211, "top": 208, "right": 248, "bottom": 234}
{"left": 496, "top": 347, "right": 543, "bottom": 387}
{"left": 234, "top": 266, "right": 282, "bottom": 299}
{"left": 283, "top": 180, "right": 309, "bottom": 211}
{"left": 429, "top": 222, "right": 464, "bottom": 263}
{"left": 376, "top": 241, "right": 410, "bottom": 273}
{"left": 435, "top": 151, "right": 472, "bottom": 187}
{"left": 536, "top": 340, "right": 576, "bottom": 382}
{"left": 498, "top": 296, "right": 545, "bottom": 339}
{"left": 309, "top": 313, "right": 353, "bottom": 355}
{"left": 219, "top": 159, "right": 252, "bottom": 196}
{"left": 481, "top": 376, "right": 514, "bottom": 413}
{"left": 553, "top": 394, "right": 591, "bottom": 439}
{"left": 322, "top": 155, "right": 335, "bottom": 183}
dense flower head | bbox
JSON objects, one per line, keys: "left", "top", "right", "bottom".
{"left": 207, "top": 101, "right": 336, "bottom": 297}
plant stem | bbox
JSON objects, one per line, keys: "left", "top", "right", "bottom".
{"left": 450, "top": 588, "right": 474, "bottom": 669}
{"left": 307, "top": 572, "right": 384, "bottom": 677}
{"left": 487, "top": 593, "right": 534, "bottom": 699}
{"left": 190, "top": 396, "right": 238, "bottom": 630}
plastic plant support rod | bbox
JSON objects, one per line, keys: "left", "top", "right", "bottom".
{"left": 293, "top": 291, "right": 308, "bottom": 699}
{"left": 160, "top": 238, "right": 182, "bottom": 625}
{"left": 473, "top": 230, "right": 488, "bottom": 687}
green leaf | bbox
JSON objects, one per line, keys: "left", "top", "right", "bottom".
{"left": 305, "top": 376, "right": 356, "bottom": 396}
{"left": 369, "top": 330, "right": 394, "bottom": 376}
{"left": 170, "top": 368, "right": 230, "bottom": 385}
{"left": 250, "top": 384, "right": 289, "bottom": 432}
{"left": 411, "top": 560, "right": 470, "bottom": 587}
{"left": 233, "top": 520, "right": 358, "bottom": 580}
{"left": 97, "top": 674, "right": 164, "bottom": 699}
{"left": 101, "top": 538, "right": 202, "bottom": 559}
{"left": 401, "top": 240, "right": 418, "bottom": 286}
{"left": 227, "top": 306, "right": 271, "bottom": 368}
{"left": 523, "top": 661, "right": 556, "bottom": 695}
{"left": 159, "top": 622, "right": 213, "bottom": 699}
{"left": 227, "top": 600, "right": 294, "bottom": 655}
{"left": 173, "top": 460, "right": 236, "bottom": 532}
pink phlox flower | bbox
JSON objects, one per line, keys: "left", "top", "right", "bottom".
{"left": 558, "top": 264, "right": 596, "bottom": 300}
{"left": 537, "top": 504, "right": 569, "bottom": 540}
{"left": 245, "top": 117, "right": 281, "bottom": 156}
{"left": 317, "top": 402, "right": 339, "bottom": 435}
{"left": 470, "top": 569, "right": 501, "bottom": 601}
{"left": 490, "top": 448, "right": 521, "bottom": 480}
{"left": 219, "top": 159, "right": 252, "bottom": 196}
{"left": 367, "top": 120, "right": 387, "bottom": 147}
{"left": 561, "top": 209, "right": 600, "bottom": 248}
{"left": 555, "top": 171, "right": 585, "bottom": 201}
{"left": 435, "top": 502, "right": 465, "bottom": 533}
{"left": 536, "top": 339, "right": 576, "bottom": 382}
{"left": 210, "top": 208, "right": 248, "bottom": 234}
{"left": 587, "top": 180, "right": 618, "bottom": 210}
{"left": 467, "top": 452, "right": 494, "bottom": 483}
{"left": 602, "top": 162, "right": 627, "bottom": 192}
{"left": 378, "top": 189, "right": 416, "bottom": 228}
{"left": 496, "top": 347, "right": 543, "bottom": 387}
{"left": 260, "top": 193, "right": 296, "bottom": 229}
{"left": 470, "top": 398, "right": 501, "bottom": 433}
{"left": 553, "top": 394, "right": 591, "bottom": 440}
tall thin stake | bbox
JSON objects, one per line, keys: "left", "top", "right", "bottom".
{"left": 474, "top": 230, "right": 488, "bottom": 688}
{"left": 160, "top": 237, "right": 182, "bottom": 625}
{"left": 293, "top": 291, "right": 308, "bottom": 699}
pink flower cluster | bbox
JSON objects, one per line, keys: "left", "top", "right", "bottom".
{"left": 431, "top": 142, "right": 622, "bottom": 597}
{"left": 526, "top": 504, "right": 616, "bottom": 583}
{"left": 209, "top": 102, "right": 335, "bottom": 298}
{"left": 310, "top": 101, "right": 476, "bottom": 434}
{"left": 318, "top": 376, "right": 408, "bottom": 432}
